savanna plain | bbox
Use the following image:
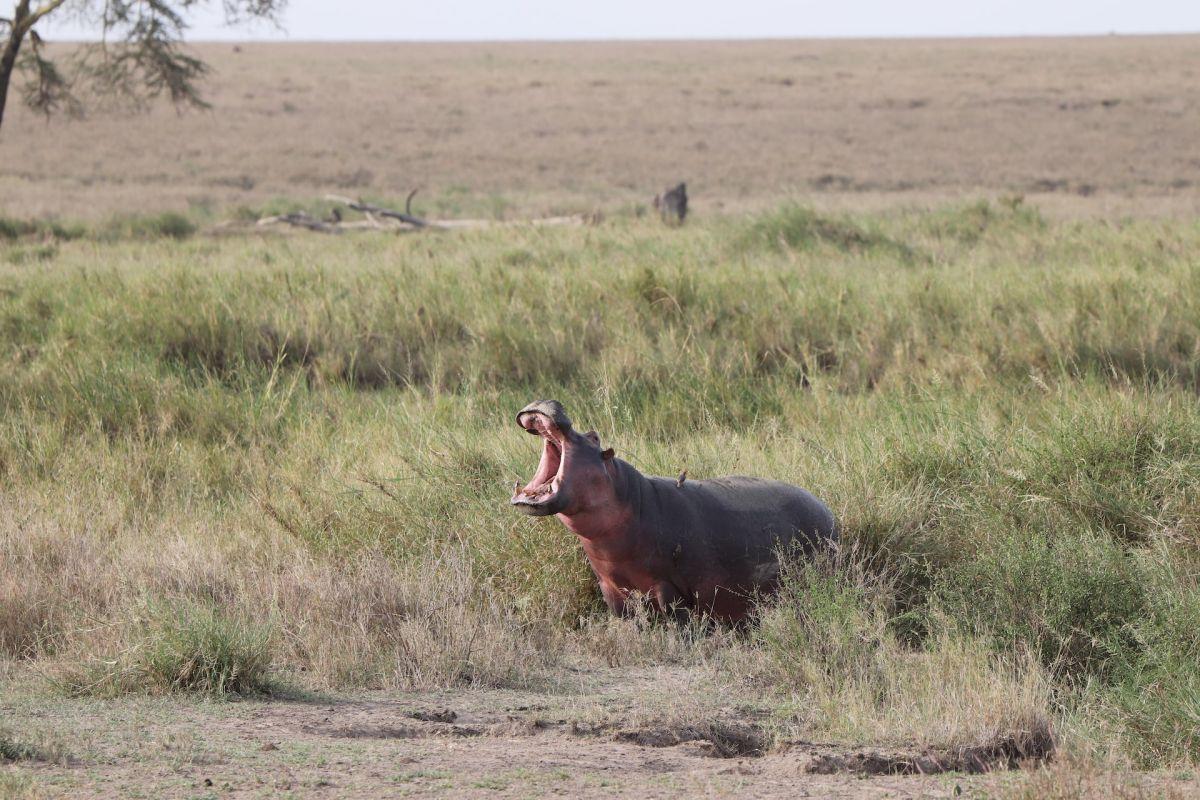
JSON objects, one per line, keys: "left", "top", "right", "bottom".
{"left": 2, "top": 36, "right": 1200, "bottom": 799}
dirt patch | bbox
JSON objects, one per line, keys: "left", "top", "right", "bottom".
{"left": 303, "top": 722, "right": 485, "bottom": 739}
{"left": 2, "top": 671, "right": 1176, "bottom": 799}
{"left": 267, "top": 690, "right": 1050, "bottom": 773}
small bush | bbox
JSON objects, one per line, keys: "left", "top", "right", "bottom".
{"left": 753, "top": 554, "right": 890, "bottom": 689}
{"left": 0, "top": 729, "right": 35, "bottom": 762}
{"left": 142, "top": 602, "right": 273, "bottom": 694}
{"left": 0, "top": 772, "right": 41, "bottom": 799}
{"left": 0, "top": 726, "right": 64, "bottom": 765}
{"left": 268, "top": 551, "right": 563, "bottom": 690}
{"left": 1011, "top": 404, "right": 1200, "bottom": 545}
{"left": 101, "top": 212, "right": 197, "bottom": 241}
{"left": 0, "top": 217, "right": 35, "bottom": 240}
{"left": 921, "top": 197, "right": 1046, "bottom": 246}
{"left": 61, "top": 600, "right": 276, "bottom": 697}
{"left": 149, "top": 212, "right": 198, "bottom": 240}
{"left": 1106, "top": 653, "right": 1200, "bottom": 767}
{"left": 744, "top": 553, "right": 1053, "bottom": 750}
{"left": 0, "top": 217, "right": 85, "bottom": 241}
{"left": 1098, "top": 554, "right": 1200, "bottom": 766}
{"left": 736, "top": 204, "right": 917, "bottom": 261}
{"left": 939, "top": 531, "right": 1147, "bottom": 678}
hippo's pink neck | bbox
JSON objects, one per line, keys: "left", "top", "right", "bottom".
{"left": 556, "top": 458, "right": 645, "bottom": 545}
{"left": 554, "top": 459, "right": 667, "bottom": 599}
{"left": 559, "top": 504, "right": 644, "bottom": 586}
{"left": 558, "top": 506, "right": 634, "bottom": 541}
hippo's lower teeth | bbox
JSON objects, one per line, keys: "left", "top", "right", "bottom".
{"left": 515, "top": 483, "right": 553, "bottom": 499}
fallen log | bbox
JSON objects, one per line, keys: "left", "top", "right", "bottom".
{"left": 324, "top": 192, "right": 435, "bottom": 229}
{"left": 256, "top": 212, "right": 342, "bottom": 234}
{"left": 254, "top": 192, "right": 602, "bottom": 234}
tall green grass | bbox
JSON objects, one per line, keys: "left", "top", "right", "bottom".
{"left": 0, "top": 201, "right": 1197, "bottom": 764}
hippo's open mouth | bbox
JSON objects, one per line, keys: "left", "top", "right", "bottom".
{"left": 511, "top": 401, "right": 572, "bottom": 516}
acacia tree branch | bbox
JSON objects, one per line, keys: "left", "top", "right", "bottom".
{"left": 20, "top": 27, "right": 81, "bottom": 116}
{"left": 24, "top": 0, "right": 70, "bottom": 29}
{"left": 2, "top": 0, "right": 287, "bottom": 132}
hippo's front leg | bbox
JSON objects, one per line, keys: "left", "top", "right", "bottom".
{"left": 598, "top": 580, "right": 689, "bottom": 623}
{"left": 598, "top": 580, "right": 629, "bottom": 616}
{"left": 650, "top": 581, "right": 691, "bottom": 624}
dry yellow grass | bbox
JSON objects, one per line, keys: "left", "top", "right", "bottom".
{"left": 1, "top": 36, "right": 1199, "bottom": 219}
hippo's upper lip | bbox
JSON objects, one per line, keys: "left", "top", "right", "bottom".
{"left": 518, "top": 411, "right": 564, "bottom": 444}
{"left": 516, "top": 400, "right": 572, "bottom": 436}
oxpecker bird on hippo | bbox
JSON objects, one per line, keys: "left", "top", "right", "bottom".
{"left": 510, "top": 400, "right": 838, "bottom": 622}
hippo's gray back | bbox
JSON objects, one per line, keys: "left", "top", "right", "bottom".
{"left": 643, "top": 474, "right": 837, "bottom": 556}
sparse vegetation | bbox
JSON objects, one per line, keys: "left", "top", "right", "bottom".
{"left": 0, "top": 771, "right": 41, "bottom": 800}
{"left": 0, "top": 202, "right": 1197, "bottom": 794}
{"left": 997, "top": 757, "right": 1194, "bottom": 799}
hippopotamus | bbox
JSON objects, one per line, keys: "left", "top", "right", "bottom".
{"left": 510, "top": 400, "right": 837, "bottom": 622}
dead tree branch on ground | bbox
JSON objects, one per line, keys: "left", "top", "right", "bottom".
{"left": 256, "top": 212, "right": 342, "bottom": 234}
{"left": 324, "top": 192, "right": 435, "bottom": 229}
{"left": 253, "top": 192, "right": 599, "bottom": 234}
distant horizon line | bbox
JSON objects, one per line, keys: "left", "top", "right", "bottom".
{"left": 43, "top": 30, "right": 1200, "bottom": 45}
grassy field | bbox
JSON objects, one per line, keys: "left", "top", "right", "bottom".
{"left": 2, "top": 36, "right": 1200, "bottom": 220}
{"left": 0, "top": 199, "right": 1198, "bottom": 796}
{"left": 1, "top": 28, "right": 1199, "bottom": 799}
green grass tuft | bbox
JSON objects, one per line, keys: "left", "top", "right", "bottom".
{"left": 0, "top": 726, "right": 62, "bottom": 765}
{"left": 735, "top": 203, "right": 919, "bottom": 261}
{"left": 100, "top": 212, "right": 197, "bottom": 241}
{"left": 60, "top": 600, "right": 276, "bottom": 698}
{"left": 0, "top": 216, "right": 86, "bottom": 242}
{"left": 0, "top": 732, "right": 34, "bottom": 763}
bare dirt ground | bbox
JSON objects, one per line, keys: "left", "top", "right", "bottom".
{"left": 6, "top": 667, "right": 1198, "bottom": 799}
{"left": 3, "top": 667, "right": 1044, "bottom": 799}
{"left": 1, "top": 36, "right": 1199, "bottom": 219}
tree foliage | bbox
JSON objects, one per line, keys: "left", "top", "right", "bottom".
{"left": 0, "top": 0, "right": 286, "bottom": 132}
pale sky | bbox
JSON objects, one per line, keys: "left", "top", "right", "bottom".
{"left": 41, "top": 0, "right": 1200, "bottom": 41}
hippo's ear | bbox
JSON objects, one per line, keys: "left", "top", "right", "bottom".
{"left": 601, "top": 448, "right": 615, "bottom": 461}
